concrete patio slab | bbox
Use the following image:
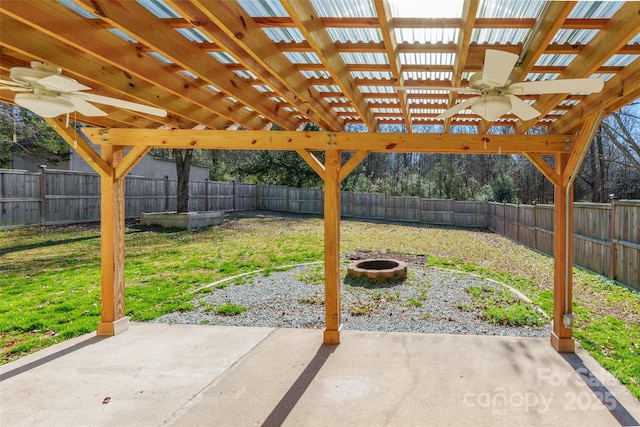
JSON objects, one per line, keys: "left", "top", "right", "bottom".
{"left": 1, "top": 324, "right": 639, "bottom": 426}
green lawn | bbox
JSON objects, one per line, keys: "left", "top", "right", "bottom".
{"left": 1, "top": 212, "right": 638, "bottom": 399}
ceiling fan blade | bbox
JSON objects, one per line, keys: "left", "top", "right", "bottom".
{"left": 506, "top": 95, "right": 540, "bottom": 121}
{"left": 396, "top": 86, "right": 479, "bottom": 94}
{"left": 436, "top": 96, "right": 480, "bottom": 119}
{"left": 38, "top": 75, "right": 92, "bottom": 93}
{"left": 482, "top": 50, "right": 519, "bottom": 87}
{"left": 508, "top": 78, "right": 604, "bottom": 95}
{"left": 0, "top": 78, "right": 28, "bottom": 87}
{"left": 80, "top": 92, "right": 167, "bottom": 117}
{"left": 64, "top": 96, "right": 108, "bottom": 117}
{"left": 0, "top": 86, "right": 31, "bottom": 92}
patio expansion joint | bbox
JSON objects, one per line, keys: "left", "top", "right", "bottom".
{"left": 161, "top": 327, "right": 278, "bottom": 425}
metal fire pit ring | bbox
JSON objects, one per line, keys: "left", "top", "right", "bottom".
{"left": 347, "top": 258, "right": 408, "bottom": 282}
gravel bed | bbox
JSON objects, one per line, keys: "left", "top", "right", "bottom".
{"left": 152, "top": 263, "right": 551, "bottom": 337}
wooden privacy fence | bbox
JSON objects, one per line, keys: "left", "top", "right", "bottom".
{"left": 489, "top": 201, "right": 640, "bottom": 290}
{"left": 0, "top": 168, "right": 256, "bottom": 228}
{"left": 1, "top": 168, "right": 638, "bottom": 290}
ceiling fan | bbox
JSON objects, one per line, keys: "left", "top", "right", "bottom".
{"left": 397, "top": 49, "right": 604, "bottom": 122}
{"left": 0, "top": 61, "right": 167, "bottom": 118}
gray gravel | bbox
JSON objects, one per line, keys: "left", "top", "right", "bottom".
{"left": 152, "top": 264, "right": 551, "bottom": 337}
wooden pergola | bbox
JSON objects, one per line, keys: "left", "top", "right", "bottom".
{"left": 2, "top": 1, "right": 639, "bottom": 352}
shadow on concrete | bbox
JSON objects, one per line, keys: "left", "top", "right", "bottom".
{"left": 0, "top": 336, "right": 105, "bottom": 382}
{"left": 261, "top": 344, "right": 337, "bottom": 427}
{"left": 561, "top": 352, "right": 639, "bottom": 426}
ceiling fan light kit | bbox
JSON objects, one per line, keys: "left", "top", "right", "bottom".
{"left": 471, "top": 95, "right": 512, "bottom": 122}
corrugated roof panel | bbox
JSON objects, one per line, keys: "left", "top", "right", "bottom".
{"left": 206, "top": 85, "right": 220, "bottom": 93}
{"left": 340, "top": 52, "right": 389, "bottom": 65}
{"left": 367, "top": 98, "right": 397, "bottom": 104}
{"left": 107, "top": 28, "right": 138, "bottom": 43}
{"left": 148, "top": 51, "right": 174, "bottom": 64}
{"left": 603, "top": 54, "right": 640, "bottom": 67}
{"left": 549, "top": 110, "right": 567, "bottom": 116}
{"left": 137, "top": 0, "right": 180, "bottom": 18}
{"left": 389, "top": 0, "right": 463, "bottom": 18}
{"left": 395, "top": 28, "right": 459, "bottom": 44}
{"left": 269, "top": 96, "right": 287, "bottom": 103}
{"left": 58, "top": 0, "right": 99, "bottom": 18}
{"left": 262, "top": 28, "right": 305, "bottom": 43}
{"left": 253, "top": 85, "right": 274, "bottom": 93}
{"left": 209, "top": 52, "right": 239, "bottom": 64}
{"left": 327, "top": 28, "right": 382, "bottom": 43}
{"left": 237, "top": 0, "right": 289, "bottom": 17}
{"left": 359, "top": 86, "right": 396, "bottom": 93}
{"left": 175, "top": 28, "right": 212, "bottom": 43}
{"left": 282, "top": 106, "right": 298, "bottom": 112}
{"left": 300, "top": 70, "right": 332, "bottom": 79}
{"left": 559, "top": 99, "right": 580, "bottom": 106}
{"left": 314, "top": 85, "right": 341, "bottom": 92}
{"left": 403, "top": 71, "right": 453, "bottom": 81}
{"left": 179, "top": 70, "right": 198, "bottom": 79}
{"left": 568, "top": 1, "right": 623, "bottom": 18}
{"left": 371, "top": 108, "right": 402, "bottom": 113}
{"left": 334, "top": 107, "right": 357, "bottom": 113}
{"left": 535, "top": 54, "right": 577, "bottom": 67}
{"left": 630, "top": 32, "right": 640, "bottom": 44}
{"left": 283, "top": 52, "right": 322, "bottom": 64}
{"left": 471, "top": 28, "right": 530, "bottom": 44}
{"left": 412, "top": 108, "right": 445, "bottom": 114}
{"left": 477, "top": 0, "right": 543, "bottom": 18}
{"left": 399, "top": 52, "right": 455, "bottom": 65}
{"left": 351, "top": 71, "right": 393, "bottom": 79}
{"left": 525, "top": 73, "right": 560, "bottom": 82}
{"left": 311, "top": 0, "right": 376, "bottom": 17}
{"left": 551, "top": 29, "right": 598, "bottom": 45}
{"left": 589, "top": 73, "right": 615, "bottom": 82}
{"left": 324, "top": 97, "right": 350, "bottom": 103}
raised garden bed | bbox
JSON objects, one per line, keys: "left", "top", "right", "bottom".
{"left": 140, "top": 211, "right": 223, "bottom": 230}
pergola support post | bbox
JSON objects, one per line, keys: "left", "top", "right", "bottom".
{"left": 97, "top": 144, "right": 129, "bottom": 336}
{"left": 551, "top": 153, "right": 575, "bottom": 352}
{"left": 323, "top": 148, "right": 342, "bottom": 344}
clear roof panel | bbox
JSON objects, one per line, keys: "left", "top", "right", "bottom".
{"left": 472, "top": 28, "right": 530, "bottom": 44}
{"left": 603, "top": 54, "right": 640, "bottom": 67}
{"left": 400, "top": 53, "right": 455, "bottom": 66}
{"left": 389, "top": 0, "right": 463, "bottom": 18}
{"left": 262, "top": 28, "right": 306, "bottom": 43}
{"left": 477, "top": 0, "right": 544, "bottom": 18}
{"left": 351, "top": 71, "right": 393, "bottom": 79}
{"left": 58, "top": 0, "right": 98, "bottom": 18}
{"left": 327, "top": 28, "right": 382, "bottom": 43}
{"left": 589, "top": 73, "right": 615, "bottom": 82}
{"left": 568, "top": 1, "right": 624, "bottom": 18}
{"left": 209, "top": 52, "right": 239, "bottom": 64}
{"left": 175, "top": 28, "right": 212, "bottom": 43}
{"left": 283, "top": 52, "right": 322, "bottom": 64}
{"left": 138, "top": 0, "right": 180, "bottom": 18}
{"left": 551, "top": 29, "right": 599, "bottom": 45}
{"left": 238, "top": 0, "right": 288, "bottom": 17}
{"left": 300, "top": 70, "right": 332, "bottom": 79}
{"left": 340, "top": 52, "right": 389, "bottom": 65}
{"left": 630, "top": 33, "right": 640, "bottom": 44}
{"left": 525, "top": 73, "right": 560, "bottom": 82}
{"left": 147, "top": 51, "right": 173, "bottom": 64}
{"left": 311, "top": 0, "right": 376, "bottom": 17}
{"left": 395, "top": 28, "right": 459, "bottom": 44}
{"left": 403, "top": 71, "right": 453, "bottom": 81}
{"left": 107, "top": 28, "right": 138, "bottom": 43}
{"left": 535, "top": 54, "right": 577, "bottom": 67}
{"left": 359, "top": 86, "right": 396, "bottom": 94}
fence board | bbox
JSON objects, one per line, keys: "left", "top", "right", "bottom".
{"left": 352, "top": 192, "right": 385, "bottom": 219}
{"left": 421, "top": 199, "right": 454, "bottom": 225}
{"left": 386, "top": 196, "right": 420, "bottom": 222}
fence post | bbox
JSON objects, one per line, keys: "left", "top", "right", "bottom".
{"left": 533, "top": 203, "right": 538, "bottom": 251}
{"left": 232, "top": 182, "right": 237, "bottom": 211}
{"left": 610, "top": 198, "right": 616, "bottom": 280}
{"left": 204, "top": 179, "right": 209, "bottom": 212}
{"left": 39, "top": 165, "right": 47, "bottom": 225}
{"left": 285, "top": 186, "right": 289, "bottom": 212}
{"left": 163, "top": 175, "right": 170, "bottom": 212}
